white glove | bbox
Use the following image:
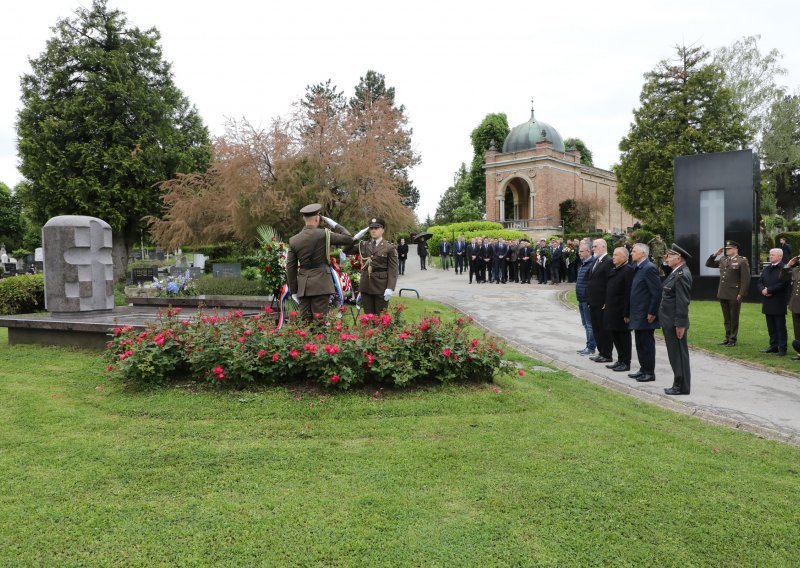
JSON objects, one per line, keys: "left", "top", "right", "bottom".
{"left": 383, "top": 288, "right": 393, "bottom": 302}
{"left": 354, "top": 226, "right": 370, "bottom": 240}
{"left": 291, "top": 294, "right": 299, "bottom": 303}
{"left": 320, "top": 215, "right": 337, "bottom": 228}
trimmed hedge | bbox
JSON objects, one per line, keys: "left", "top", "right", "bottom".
{"left": 0, "top": 273, "right": 45, "bottom": 315}
{"left": 425, "top": 222, "right": 524, "bottom": 256}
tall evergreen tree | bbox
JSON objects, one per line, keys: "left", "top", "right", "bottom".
{"left": 761, "top": 93, "right": 800, "bottom": 219}
{"left": 0, "top": 182, "right": 24, "bottom": 251}
{"left": 616, "top": 45, "right": 749, "bottom": 232}
{"left": 563, "top": 137, "right": 594, "bottom": 166}
{"left": 16, "top": 0, "right": 211, "bottom": 278}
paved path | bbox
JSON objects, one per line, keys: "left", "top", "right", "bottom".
{"left": 398, "top": 249, "right": 800, "bottom": 445}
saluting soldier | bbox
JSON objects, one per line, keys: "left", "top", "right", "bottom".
{"left": 286, "top": 204, "right": 359, "bottom": 321}
{"left": 780, "top": 254, "right": 800, "bottom": 360}
{"left": 660, "top": 243, "right": 693, "bottom": 395}
{"left": 705, "top": 240, "right": 751, "bottom": 347}
{"left": 346, "top": 217, "right": 399, "bottom": 315}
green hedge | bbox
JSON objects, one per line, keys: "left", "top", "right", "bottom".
{"left": 193, "top": 276, "right": 266, "bottom": 296}
{"left": 0, "top": 274, "right": 45, "bottom": 315}
{"left": 425, "top": 222, "right": 524, "bottom": 256}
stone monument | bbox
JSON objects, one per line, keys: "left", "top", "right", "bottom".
{"left": 42, "top": 215, "right": 114, "bottom": 312}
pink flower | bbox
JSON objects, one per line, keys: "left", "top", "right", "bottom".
{"left": 289, "top": 311, "right": 297, "bottom": 317}
{"left": 330, "top": 374, "right": 340, "bottom": 384}
{"left": 235, "top": 310, "right": 244, "bottom": 317}
{"left": 106, "top": 364, "right": 113, "bottom": 372}
{"left": 237, "top": 337, "right": 246, "bottom": 343}
{"left": 442, "top": 348, "right": 451, "bottom": 357}
{"left": 113, "top": 327, "right": 121, "bottom": 336}
{"left": 264, "top": 306, "right": 273, "bottom": 313}
{"left": 419, "top": 320, "right": 429, "bottom": 331}
{"left": 324, "top": 344, "right": 340, "bottom": 355}
{"left": 211, "top": 316, "right": 218, "bottom": 324}
{"left": 399, "top": 333, "right": 409, "bottom": 340}
{"left": 272, "top": 353, "right": 280, "bottom": 362}
{"left": 518, "top": 370, "right": 525, "bottom": 376}
{"left": 213, "top": 366, "right": 223, "bottom": 375}
{"left": 471, "top": 338, "right": 479, "bottom": 347}
{"left": 315, "top": 333, "right": 324, "bottom": 339}
{"left": 304, "top": 343, "right": 317, "bottom": 354}
{"left": 244, "top": 329, "right": 252, "bottom": 336}
{"left": 296, "top": 330, "right": 308, "bottom": 337}
{"left": 364, "top": 352, "right": 376, "bottom": 366}
{"left": 380, "top": 314, "right": 392, "bottom": 327}
{"left": 290, "top": 349, "right": 299, "bottom": 359}
{"left": 257, "top": 349, "right": 266, "bottom": 358}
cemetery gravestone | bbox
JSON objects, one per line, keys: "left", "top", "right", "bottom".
{"left": 43, "top": 215, "right": 114, "bottom": 312}
{"left": 213, "top": 263, "right": 241, "bottom": 278}
{"left": 131, "top": 266, "right": 158, "bottom": 284}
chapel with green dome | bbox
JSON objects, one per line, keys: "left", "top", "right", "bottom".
{"left": 484, "top": 102, "right": 635, "bottom": 237}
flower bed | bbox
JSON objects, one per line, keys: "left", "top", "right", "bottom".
{"left": 104, "top": 305, "right": 509, "bottom": 388}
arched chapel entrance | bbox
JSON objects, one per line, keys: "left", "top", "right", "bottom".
{"left": 497, "top": 175, "right": 534, "bottom": 225}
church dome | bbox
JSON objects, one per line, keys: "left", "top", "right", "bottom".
{"left": 502, "top": 108, "right": 565, "bottom": 153}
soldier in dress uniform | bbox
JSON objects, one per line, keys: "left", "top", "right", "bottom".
{"left": 660, "top": 243, "right": 693, "bottom": 395}
{"left": 286, "top": 203, "right": 359, "bottom": 321}
{"left": 780, "top": 254, "right": 800, "bottom": 360}
{"left": 705, "top": 240, "right": 751, "bottom": 347}
{"left": 346, "top": 217, "right": 399, "bottom": 315}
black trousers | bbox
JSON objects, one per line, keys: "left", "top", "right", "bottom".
{"left": 454, "top": 254, "right": 465, "bottom": 273}
{"left": 634, "top": 328, "right": 656, "bottom": 374}
{"left": 508, "top": 261, "right": 517, "bottom": 282}
{"left": 719, "top": 299, "right": 742, "bottom": 342}
{"left": 520, "top": 261, "right": 531, "bottom": 283}
{"left": 589, "top": 305, "right": 612, "bottom": 358}
{"left": 610, "top": 329, "right": 632, "bottom": 365}
{"left": 766, "top": 313, "right": 788, "bottom": 352}
{"left": 663, "top": 325, "right": 691, "bottom": 393}
{"left": 469, "top": 259, "right": 479, "bottom": 283}
{"left": 537, "top": 263, "right": 548, "bottom": 283}
{"left": 549, "top": 261, "right": 561, "bottom": 283}
{"left": 419, "top": 256, "right": 427, "bottom": 269}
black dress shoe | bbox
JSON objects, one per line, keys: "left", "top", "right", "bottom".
{"left": 725, "top": 341, "right": 736, "bottom": 347}
{"left": 628, "top": 371, "right": 645, "bottom": 379}
{"left": 613, "top": 364, "right": 631, "bottom": 372}
{"left": 760, "top": 347, "right": 778, "bottom": 353}
{"left": 777, "top": 351, "right": 787, "bottom": 357}
{"left": 718, "top": 340, "right": 731, "bottom": 346}
{"left": 593, "top": 356, "right": 613, "bottom": 363}
{"left": 664, "top": 387, "right": 688, "bottom": 395}
{"left": 636, "top": 374, "right": 656, "bottom": 382}
{"left": 606, "top": 362, "right": 621, "bottom": 369}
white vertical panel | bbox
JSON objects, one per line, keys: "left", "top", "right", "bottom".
{"left": 700, "top": 189, "right": 725, "bottom": 276}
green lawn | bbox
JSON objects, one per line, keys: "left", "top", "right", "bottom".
{"left": 566, "top": 290, "right": 800, "bottom": 375}
{"left": 1, "top": 302, "right": 800, "bottom": 566}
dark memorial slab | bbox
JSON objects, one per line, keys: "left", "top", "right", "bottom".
{"left": 674, "top": 149, "right": 760, "bottom": 301}
{"left": 212, "top": 263, "right": 241, "bottom": 278}
{"left": 131, "top": 266, "right": 158, "bottom": 284}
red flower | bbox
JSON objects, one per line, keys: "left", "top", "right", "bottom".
{"left": 324, "top": 344, "right": 340, "bottom": 355}
{"left": 304, "top": 343, "right": 317, "bottom": 354}
{"left": 290, "top": 349, "right": 299, "bottom": 359}
{"left": 419, "top": 320, "right": 429, "bottom": 331}
{"left": 518, "top": 369, "right": 525, "bottom": 376}
{"left": 237, "top": 337, "right": 246, "bottom": 343}
{"left": 289, "top": 311, "right": 298, "bottom": 317}
{"left": 364, "top": 352, "right": 376, "bottom": 366}
{"left": 315, "top": 333, "right": 324, "bottom": 339}
{"left": 456, "top": 318, "right": 465, "bottom": 325}
{"left": 313, "top": 312, "right": 322, "bottom": 319}
{"left": 113, "top": 327, "right": 121, "bottom": 336}
{"left": 471, "top": 338, "right": 479, "bottom": 347}
{"left": 399, "top": 333, "right": 409, "bottom": 340}
{"left": 330, "top": 374, "right": 340, "bottom": 384}
{"left": 235, "top": 311, "right": 244, "bottom": 317}
{"left": 258, "top": 349, "right": 267, "bottom": 358}
{"left": 106, "top": 364, "right": 113, "bottom": 371}
{"left": 264, "top": 306, "right": 273, "bottom": 313}
{"left": 296, "top": 330, "right": 308, "bottom": 337}
{"left": 380, "top": 314, "right": 392, "bottom": 327}
{"left": 272, "top": 353, "right": 280, "bottom": 362}
{"left": 244, "top": 329, "right": 252, "bottom": 336}
{"left": 442, "top": 348, "right": 451, "bottom": 357}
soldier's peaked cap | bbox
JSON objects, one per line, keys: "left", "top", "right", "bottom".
{"left": 724, "top": 240, "right": 740, "bottom": 249}
{"left": 368, "top": 217, "right": 385, "bottom": 228}
{"left": 667, "top": 242, "right": 692, "bottom": 260}
{"left": 299, "top": 203, "right": 322, "bottom": 215}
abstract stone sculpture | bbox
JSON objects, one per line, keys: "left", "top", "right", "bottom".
{"left": 43, "top": 215, "right": 114, "bottom": 312}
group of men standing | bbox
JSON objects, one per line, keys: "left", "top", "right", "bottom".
{"left": 576, "top": 237, "right": 693, "bottom": 396}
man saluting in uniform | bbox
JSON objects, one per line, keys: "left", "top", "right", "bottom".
{"left": 346, "top": 217, "right": 398, "bottom": 315}
{"left": 286, "top": 203, "right": 359, "bottom": 321}
{"left": 660, "top": 243, "right": 693, "bottom": 395}
{"left": 706, "top": 240, "right": 750, "bottom": 347}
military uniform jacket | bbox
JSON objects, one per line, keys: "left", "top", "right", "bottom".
{"left": 659, "top": 263, "right": 692, "bottom": 329}
{"left": 780, "top": 265, "right": 800, "bottom": 313}
{"left": 705, "top": 254, "right": 750, "bottom": 300}
{"left": 347, "top": 239, "right": 399, "bottom": 295}
{"left": 758, "top": 262, "right": 788, "bottom": 315}
{"left": 286, "top": 224, "right": 354, "bottom": 297}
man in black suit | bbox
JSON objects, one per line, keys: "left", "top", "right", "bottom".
{"left": 549, "top": 238, "right": 563, "bottom": 284}
{"left": 453, "top": 235, "right": 467, "bottom": 275}
{"left": 397, "top": 238, "right": 409, "bottom": 275}
{"left": 603, "top": 247, "right": 634, "bottom": 372}
{"left": 492, "top": 238, "right": 508, "bottom": 284}
{"left": 518, "top": 239, "right": 533, "bottom": 284}
{"left": 780, "top": 237, "right": 792, "bottom": 263}
{"left": 759, "top": 248, "right": 789, "bottom": 356}
{"left": 660, "top": 243, "right": 693, "bottom": 395}
{"left": 588, "top": 238, "right": 614, "bottom": 363}
{"left": 484, "top": 238, "right": 494, "bottom": 283}
{"left": 628, "top": 243, "right": 662, "bottom": 382}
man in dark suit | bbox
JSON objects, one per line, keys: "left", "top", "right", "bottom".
{"left": 484, "top": 238, "right": 494, "bottom": 283}
{"left": 588, "top": 238, "right": 614, "bottom": 363}
{"left": 603, "top": 247, "right": 634, "bottom": 371}
{"left": 453, "top": 235, "right": 467, "bottom": 275}
{"left": 286, "top": 203, "right": 358, "bottom": 321}
{"left": 417, "top": 238, "right": 428, "bottom": 270}
{"left": 518, "top": 239, "right": 533, "bottom": 284}
{"left": 397, "top": 238, "right": 409, "bottom": 275}
{"left": 660, "top": 243, "right": 693, "bottom": 395}
{"left": 780, "top": 237, "right": 792, "bottom": 263}
{"left": 758, "top": 248, "right": 789, "bottom": 355}
{"left": 549, "top": 238, "right": 563, "bottom": 284}
{"left": 492, "top": 238, "right": 508, "bottom": 284}
{"left": 628, "top": 243, "right": 662, "bottom": 382}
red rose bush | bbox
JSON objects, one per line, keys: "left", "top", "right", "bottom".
{"left": 105, "top": 305, "right": 508, "bottom": 388}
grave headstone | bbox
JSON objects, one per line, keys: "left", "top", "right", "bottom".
{"left": 212, "top": 263, "right": 241, "bottom": 278}
{"left": 42, "top": 215, "right": 114, "bottom": 312}
{"left": 192, "top": 253, "right": 206, "bottom": 269}
{"left": 187, "top": 267, "right": 204, "bottom": 280}
{"left": 131, "top": 266, "right": 158, "bottom": 284}
{"left": 34, "top": 248, "right": 43, "bottom": 262}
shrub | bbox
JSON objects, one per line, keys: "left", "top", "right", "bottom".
{"left": 426, "top": 224, "right": 525, "bottom": 257}
{"left": 194, "top": 276, "right": 265, "bottom": 296}
{"left": 0, "top": 273, "right": 45, "bottom": 315}
{"left": 105, "top": 306, "right": 511, "bottom": 389}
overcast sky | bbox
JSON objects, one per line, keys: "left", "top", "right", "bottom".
{"left": 2, "top": 0, "right": 799, "bottom": 222}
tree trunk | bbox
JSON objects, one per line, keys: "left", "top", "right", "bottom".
{"left": 112, "top": 231, "right": 130, "bottom": 283}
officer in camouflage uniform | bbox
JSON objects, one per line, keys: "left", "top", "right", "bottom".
{"left": 286, "top": 204, "right": 359, "bottom": 321}
{"left": 705, "top": 240, "right": 751, "bottom": 347}
{"left": 346, "top": 217, "right": 398, "bottom": 315}
{"left": 660, "top": 243, "right": 693, "bottom": 395}
{"left": 780, "top": 254, "right": 800, "bottom": 360}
